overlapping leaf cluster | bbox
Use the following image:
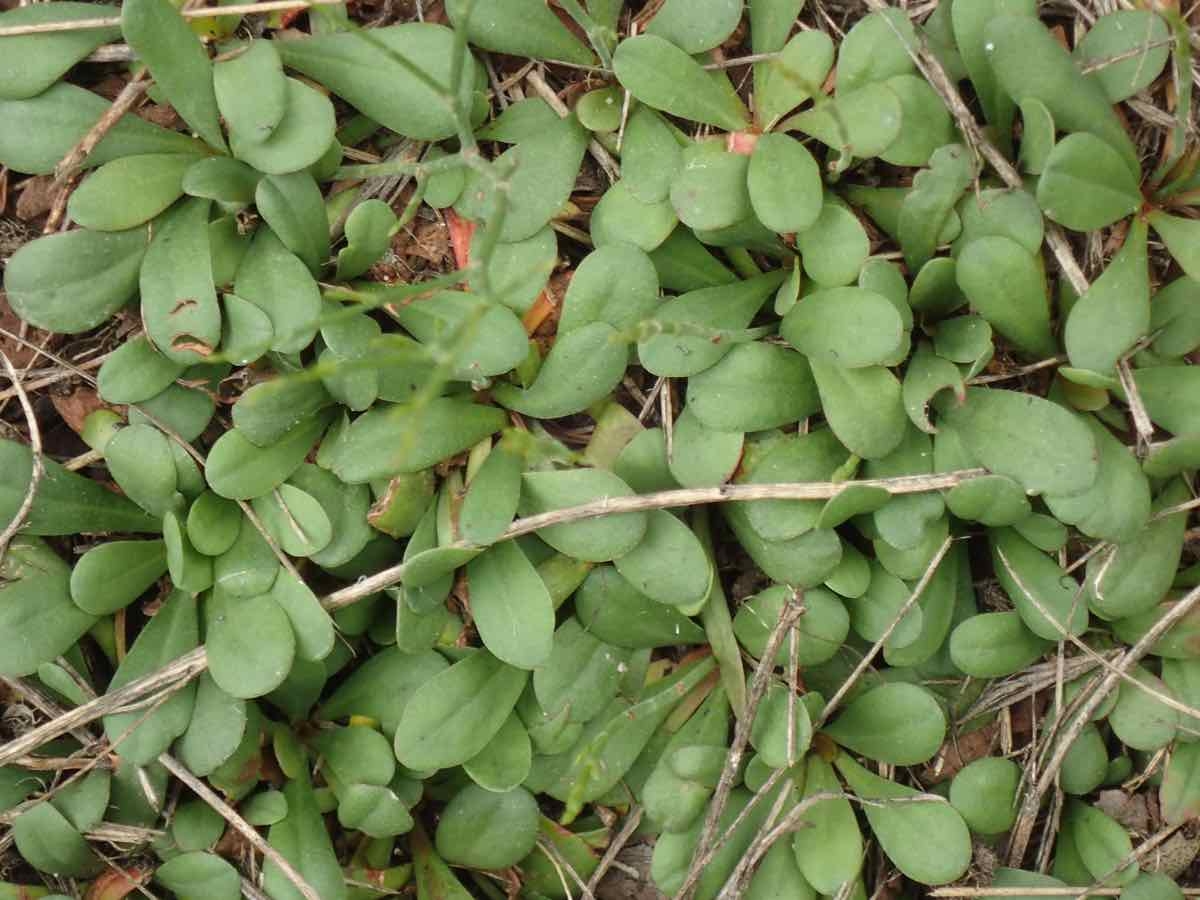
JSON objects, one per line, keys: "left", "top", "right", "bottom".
{"left": 0, "top": 0, "right": 1199, "bottom": 898}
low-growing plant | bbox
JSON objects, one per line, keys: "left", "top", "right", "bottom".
{"left": 0, "top": 0, "right": 1198, "bottom": 898}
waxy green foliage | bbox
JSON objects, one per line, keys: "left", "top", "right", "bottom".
{"left": 0, "top": 2, "right": 1196, "bottom": 898}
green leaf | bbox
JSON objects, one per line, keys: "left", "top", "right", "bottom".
{"left": 140, "top": 198, "right": 220, "bottom": 364}
{"left": 493, "top": 323, "right": 628, "bottom": 418}
{"left": 336, "top": 199, "right": 398, "bottom": 281}
{"left": 879, "top": 75, "right": 955, "bottom": 167}
{"left": 796, "top": 200, "right": 870, "bottom": 287}
{"left": 232, "top": 377, "right": 334, "bottom": 448}
{"left": 622, "top": 106, "right": 684, "bottom": 204}
{"left": 737, "top": 430, "right": 844, "bottom": 542}
{"left": 991, "top": 528, "right": 1087, "bottom": 640}
{"left": 825, "top": 682, "right": 945, "bottom": 765}
{"left": 938, "top": 388, "right": 1098, "bottom": 495}
{"left": 338, "top": 783, "right": 413, "bottom": 838}
{"left": 0, "top": 539, "right": 97, "bottom": 677}
{"left": 836, "top": 8, "right": 917, "bottom": 94}
{"left": 666, "top": 405, "right": 744, "bottom": 489}
{"left": 105, "top": 423, "right": 177, "bottom": 517}
{"left": 644, "top": 0, "right": 741, "bottom": 53}
{"left": 457, "top": 440, "right": 522, "bottom": 546}
{"left": 122, "top": 0, "right": 225, "bottom": 150}
{"left": 1148, "top": 211, "right": 1200, "bottom": 282}
{"left": 1062, "top": 800, "right": 1137, "bottom": 887}
{"left": 459, "top": 114, "right": 588, "bottom": 243}
{"left": 1161, "top": 740, "right": 1200, "bottom": 825}
{"left": 559, "top": 243, "right": 661, "bottom": 333}
{"left": 670, "top": 144, "right": 751, "bottom": 232}
{"left": 613, "top": 510, "right": 711, "bottom": 608}
{"left": 0, "top": 440, "right": 159, "bottom": 535}
{"left": 792, "top": 755, "right": 863, "bottom": 893}
{"left": 469, "top": 227, "right": 557, "bottom": 314}
{"left": 735, "top": 584, "right": 848, "bottom": 667}
{"left": 576, "top": 85, "right": 623, "bottom": 132}
{"left": 206, "top": 414, "right": 330, "bottom": 500}
{"left": 446, "top": 0, "right": 593, "bottom": 64}
{"left": 213, "top": 39, "right": 285, "bottom": 144}
{"left": 233, "top": 228, "right": 321, "bottom": 354}
{"left": 228, "top": 78, "right": 335, "bottom": 175}
{"left": 782, "top": 287, "right": 905, "bottom": 368}
{"left": 326, "top": 398, "right": 505, "bottom": 484}
{"left": 754, "top": 29, "right": 834, "bottom": 129}
{"left": 573, "top": 565, "right": 707, "bottom": 649}
{"left": 638, "top": 271, "right": 785, "bottom": 376}
{"left": 985, "top": 14, "right": 1138, "bottom": 176}
{"left": 1037, "top": 133, "right": 1142, "bottom": 232}
{"left": 1109, "top": 664, "right": 1178, "bottom": 752}
{"left": 747, "top": 133, "right": 823, "bottom": 234}
{"left": 252, "top": 485, "right": 333, "bottom": 558}
{"left": 183, "top": 156, "right": 260, "bottom": 206}
{"left": 686, "top": 341, "right": 818, "bottom": 432}
{"left": 255, "top": 172, "right": 330, "bottom": 274}
{"left": 0, "top": 3, "right": 120, "bottom": 100}
{"left": 591, "top": 180, "right": 678, "bottom": 252}
{"left": 175, "top": 673, "right": 247, "bottom": 776}
{"left": 750, "top": 682, "right": 812, "bottom": 769}
{"left": 898, "top": 144, "right": 974, "bottom": 270}
{"left": 394, "top": 650, "right": 528, "bottom": 771}
{"left": 207, "top": 589, "right": 296, "bottom": 699}
{"left": 1120, "top": 874, "right": 1186, "bottom": 900}
{"left": 317, "top": 647, "right": 448, "bottom": 738}
{"left": 1018, "top": 97, "right": 1055, "bottom": 174}
{"left": 467, "top": 541, "right": 554, "bottom": 670}
{"left": 519, "top": 468, "right": 648, "bottom": 562}
{"left": 464, "top": 712, "right": 532, "bottom": 792}
{"left": 69, "top": 539, "right": 166, "bottom": 616}
{"left": 103, "top": 590, "right": 199, "bottom": 764}
{"left": 12, "top": 803, "right": 99, "bottom": 878}
{"left": 955, "top": 236, "right": 1055, "bottom": 358}
{"left": 97, "top": 334, "right": 185, "bottom": 405}
{"left": 390, "top": 290, "right": 528, "bottom": 379}
{"left": 4, "top": 227, "right": 146, "bottom": 333}
{"left": 614, "top": 34, "right": 750, "bottom": 131}
{"left": 436, "top": 785, "right": 539, "bottom": 869}
{"left": 288, "top": 464, "right": 372, "bottom": 569}
{"left": 1043, "top": 416, "right": 1150, "bottom": 544}
{"left": 809, "top": 360, "right": 907, "bottom": 460}
{"left": 266, "top": 775, "right": 348, "bottom": 900}
{"left": 412, "top": 822, "right": 473, "bottom": 900}
{"left": 534, "top": 618, "right": 630, "bottom": 724}
{"left": 68, "top": 153, "right": 191, "bottom": 232}
{"left": 785, "top": 84, "right": 902, "bottom": 165}
{"left": 1150, "top": 276, "right": 1200, "bottom": 358}
{"left": 1084, "top": 480, "right": 1189, "bottom": 620}
{"left": 949, "top": 758, "right": 1021, "bottom": 836}
{"left": 834, "top": 753, "right": 971, "bottom": 886}
{"left": 950, "top": 0, "right": 1035, "bottom": 144}
{"left": 1076, "top": 10, "right": 1171, "bottom": 103}
{"left": 156, "top": 852, "right": 241, "bottom": 900}
{"left": 0, "top": 82, "right": 203, "bottom": 175}
{"left": 949, "top": 610, "right": 1050, "bottom": 678}
{"left": 1134, "top": 364, "right": 1200, "bottom": 434}
{"left": 724, "top": 502, "right": 843, "bottom": 587}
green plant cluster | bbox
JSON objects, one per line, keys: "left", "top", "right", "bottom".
{"left": 0, "top": 0, "right": 1198, "bottom": 898}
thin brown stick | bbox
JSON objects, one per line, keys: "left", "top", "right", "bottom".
{"left": 673, "top": 591, "right": 805, "bottom": 900}
{"left": 1007, "top": 580, "right": 1200, "bottom": 865}
{"left": 0, "top": 352, "right": 110, "bottom": 403}
{"left": 0, "top": 648, "right": 208, "bottom": 768}
{"left": 0, "top": 0, "right": 345, "bottom": 35}
{"left": 816, "top": 537, "right": 954, "bottom": 728}
{"left": 0, "top": 352, "right": 43, "bottom": 565}
{"left": 323, "top": 470, "right": 985, "bottom": 610}
{"left": 159, "top": 753, "right": 323, "bottom": 900}
{"left": 585, "top": 806, "right": 643, "bottom": 894}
